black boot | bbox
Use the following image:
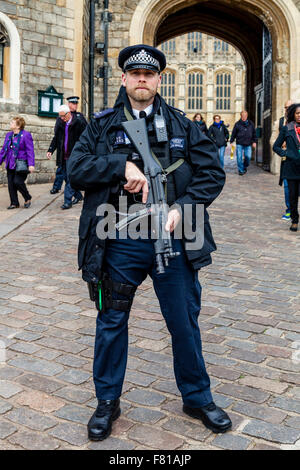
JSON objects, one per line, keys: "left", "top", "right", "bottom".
{"left": 183, "top": 402, "right": 232, "bottom": 433}
{"left": 87, "top": 399, "right": 121, "bottom": 441}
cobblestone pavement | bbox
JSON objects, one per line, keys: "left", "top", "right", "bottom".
{"left": 0, "top": 156, "right": 300, "bottom": 450}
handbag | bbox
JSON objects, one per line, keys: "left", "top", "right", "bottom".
{"left": 15, "top": 159, "right": 29, "bottom": 174}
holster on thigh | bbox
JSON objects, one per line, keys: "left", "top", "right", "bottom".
{"left": 87, "top": 272, "right": 136, "bottom": 313}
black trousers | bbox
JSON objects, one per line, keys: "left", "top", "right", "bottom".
{"left": 7, "top": 168, "right": 31, "bottom": 206}
{"left": 287, "top": 179, "right": 300, "bottom": 224}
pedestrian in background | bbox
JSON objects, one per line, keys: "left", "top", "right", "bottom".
{"left": 208, "top": 115, "right": 229, "bottom": 168}
{"left": 47, "top": 104, "right": 86, "bottom": 209}
{"left": 278, "top": 99, "right": 294, "bottom": 221}
{"left": 273, "top": 103, "right": 300, "bottom": 232}
{"left": 48, "top": 96, "right": 87, "bottom": 195}
{"left": 0, "top": 116, "right": 35, "bottom": 209}
{"left": 193, "top": 113, "right": 208, "bottom": 135}
{"left": 230, "top": 111, "right": 257, "bottom": 175}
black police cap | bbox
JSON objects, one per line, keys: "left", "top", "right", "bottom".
{"left": 118, "top": 45, "right": 166, "bottom": 73}
{"left": 67, "top": 96, "right": 80, "bottom": 103}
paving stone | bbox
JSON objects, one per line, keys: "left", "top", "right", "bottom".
{"left": 208, "top": 365, "right": 241, "bottom": 381}
{"left": 138, "top": 350, "right": 172, "bottom": 365}
{"left": 232, "top": 402, "right": 287, "bottom": 424}
{"left": 203, "top": 352, "right": 237, "bottom": 367}
{"left": 0, "top": 399, "right": 13, "bottom": 414}
{"left": 135, "top": 339, "right": 168, "bottom": 352}
{"left": 55, "top": 354, "right": 89, "bottom": 368}
{"left": 0, "top": 420, "right": 17, "bottom": 439}
{"left": 15, "top": 373, "right": 64, "bottom": 393}
{"left": 36, "top": 337, "right": 86, "bottom": 354}
{"left": 256, "top": 344, "right": 291, "bottom": 358}
{"left": 126, "top": 407, "right": 166, "bottom": 424}
{"left": 130, "top": 327, "right": 167, "bottom": 341}
{"left": 230, "top": 348, "right": 266, "bottom": 363}
{"left": 8, "top": 357, "right": 64, "bottom": 377}
{"left": 162, "top": 417, "right": 211, "bottom": 441}
{"left": 6, "top": 408, "right": 57, "bottom": 431}
{"left": 15, "top": 390, "right": 65, "bottom": 413}
{"left": 13, "top": 331, "right": 43, "bottom": 342}
{"left": 125, "top": 370, "right": 157, "bottom": 387}
{"left": 128, "top": 424, "right": 184, "bottom": 449}
{"left": 285, "top": 416, "right": 300, "bottom": 429}
{"left": 123, "top": 389, "right": 167, "bottom": 407}
{"left": 54, "top": 404, "right": 91, "bottom": 425}
{"left": 212, "top": 434, "right": 251, "bottom": 450}
{"left": 202, "top": 343, "right": 229, "bottom": 354}
{"left": 0, "top": 367, "right": 23, "bottom": 380}
{"left": 252, "top": 443, "right": 281, "bottom": 450}
{"left": 216, "top": 383, "right": 269, "bottom": 403}
{"left": 49, "top": 422, "right": 89, "bottom": 447}
{"left": 267, "top": 358, "right": 300, "bottom": 373}
{"left": 57, "top": 369, "right": 91, "bottom": 385}
{"left": 213, "top": 393, "right": 234, "bottom": 409}
{"left": 270, "top": 397, "right": 300, "bottom": 414}
{"left": 137, "top": 362, "right": 174, "bottom": 379}
{"left": 152, "top": 380, "right": 181, "bottom": 397}
{"left": 88, "top": 437, "right": 136, "bottom": 450}
{"left": 242, "top": 419, "right": 300, "bottom": 444}
{"left": 8, "top": 431, "right": 60, "bottom": 450}
{"left": 0, "top": 380, "right": 23, "bottom": 399}
{"left": 54, "top": 386, "right": 93, "bottom": 404}
{"left": 224, "top": 338, "right": 257, "bottom": 351}
{"left": 239, "top": 376, "right": 288, "bottom": 394}
{"left": 9, "top": 341, "right": 41, "bottom": 354}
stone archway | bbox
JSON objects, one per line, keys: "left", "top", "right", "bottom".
{"left": 129, "top": 0, "right": 300, "bottom": 174}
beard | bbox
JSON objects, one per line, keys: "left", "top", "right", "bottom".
{"left": 127, "top": 86, "right": 156, "bottom": 103}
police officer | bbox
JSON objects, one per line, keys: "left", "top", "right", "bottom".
{"left": 68, "top": 44, "right": 231, "bottom": 441}
{"left": 66, "top": 96, "right": 88, "bottom": 126}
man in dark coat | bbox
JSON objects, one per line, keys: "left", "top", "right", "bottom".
{"left": 208, "top": 114, "right": 229, "bottom": 168}
{"left": 68, "top": 44, "right": 231, "bottom": 441}
{"left": 230, "top": 111, "right": 257, "bottom": 175}
{"left": 278, "top": 99, "right": 294, "bottom": 220}
{"left": 47, "top": 96, "right": 87, "bottom": 195}
{"left": 48, "top": 105, "right": 86, "bottom": 209}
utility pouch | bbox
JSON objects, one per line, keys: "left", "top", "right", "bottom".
{"left": 87, "top": 273, "right": 136, "bottom": 313}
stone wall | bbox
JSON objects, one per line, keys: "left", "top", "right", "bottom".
{"left": 0, "top": 0, "right": 82, "bottom": 185}
{"left": 93, "top": 0, "right": 139, "bottom": 111}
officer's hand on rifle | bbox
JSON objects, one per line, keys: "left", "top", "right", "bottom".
{"left": 124, "top": 161, "right": 149, "bottom": 203}
{"left": 165, "top": 208, "right": 181, "bottom": 233}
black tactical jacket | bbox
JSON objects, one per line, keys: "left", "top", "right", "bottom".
{"left": 67, "top": 87, "right": 225, "bottom": 284}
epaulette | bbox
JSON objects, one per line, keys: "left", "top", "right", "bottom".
{"left": 168, "top": 105, "right": 186, "bottom": 116}
{"left": 93, "top": 108, "right": 115, "bottom": 119}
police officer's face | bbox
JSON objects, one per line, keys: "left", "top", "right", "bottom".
{"left": 68, "top": 102, "right": 77, "bottom": 112}
{"left": 122, "top": 69, "right": 161, "bottom": 105}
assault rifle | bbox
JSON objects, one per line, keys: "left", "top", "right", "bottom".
{"left": 115, "top": 118, "right": 180, "bottom": 274}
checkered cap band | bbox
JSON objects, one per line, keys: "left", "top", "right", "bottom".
{"left": 124, "top": 49, "right": 160, "bottom": 71}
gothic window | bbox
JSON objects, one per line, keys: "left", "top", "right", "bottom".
{"left": 160, "top": 71, "right": 176, "bottom": 106}
{"left": 187, "top": 32, "right": 202, "bottom": 56}
{"left": 0, "top": 14, "right": 20, "bottom": 103}
{"left": 214, "top": 40, "right": 229, "bottom": 53}
{"left": 0, "top": 24, "right": 9, "bottom": 97}
{"left": 161, "top": 39, "right": 176, "bottom": 58}
{"left": 187, "top": 72, "right": 203, "bottom": 110}
{"left": 216, "top": 72, "right": 231, "bottom": 110}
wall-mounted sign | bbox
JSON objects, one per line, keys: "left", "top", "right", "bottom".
{"left": 38, "top": 86, "right": 63, "bottom": 117}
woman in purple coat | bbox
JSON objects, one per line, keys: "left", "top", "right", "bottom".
{"left": 0, "top": 116, "right": 35, "bottom": 209}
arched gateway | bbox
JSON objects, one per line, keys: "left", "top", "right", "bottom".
{"left": 129, "top": 0, "right": 300, "bottom": 174}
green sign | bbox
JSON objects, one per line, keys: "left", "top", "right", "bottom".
{"left": 38, "top": 86, "right": 63, "bottom": 117}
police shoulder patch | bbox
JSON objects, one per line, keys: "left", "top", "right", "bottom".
{"left": 93, "top": 108, "right": 115, "bottom": 119}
